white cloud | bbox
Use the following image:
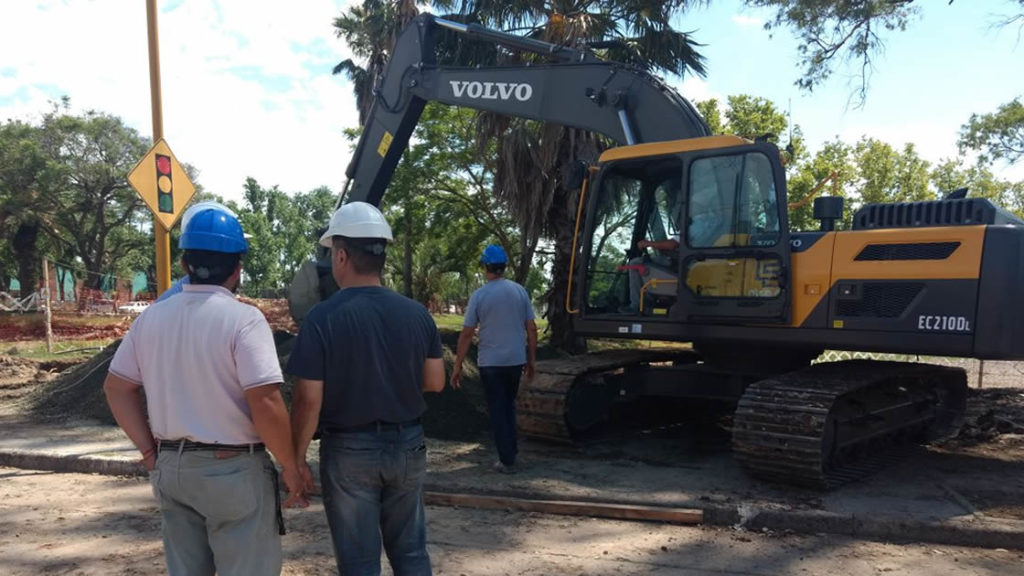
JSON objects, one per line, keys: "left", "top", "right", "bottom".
{"left": 3, "top": 0, "right": 1020, "bottom": 212}
{"left": 674, "top": 76, "right": 723, "bottom": 106}
{"left": 731, "top": 14, "right": 764, "bottom": 28}
{"left": 0, "top": 0, "right": 364, "bottom": 205}
{"left": 835, "top": 120, "right": 1024, "bottom": 183}
{"left": 838, "top": 121, "right": 958, "bottom": 162}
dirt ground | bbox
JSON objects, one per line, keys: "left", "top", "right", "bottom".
{"left": 1, "top": 467, "right": 1022, "bottom": 576}
{"left": 2, "top": 307, "right": 1024, "bottom": 575}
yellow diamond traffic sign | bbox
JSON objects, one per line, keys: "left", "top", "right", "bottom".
{"left": 127, "top": 138, "right": 196, "bottom": 230}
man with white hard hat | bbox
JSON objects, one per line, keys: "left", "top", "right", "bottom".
{"left": 288, "top": 201, "right": 445, "bottom": 575}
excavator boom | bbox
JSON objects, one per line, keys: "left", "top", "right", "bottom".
{"left": 342, "top": 13, "right": 710, "bottom": 206}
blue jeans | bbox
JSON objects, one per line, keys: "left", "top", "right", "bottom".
{"left": 480, "top": 365, "right": 523, "bottom": 466}
{"left": 320, "top": 424, "right": 431, "bottom": 576}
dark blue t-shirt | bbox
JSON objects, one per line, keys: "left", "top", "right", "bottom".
{"left": 286, "top": 286, "right": 442, "bottom": 429}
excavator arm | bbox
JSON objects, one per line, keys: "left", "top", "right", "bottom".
{"left": 343, "top": 13, "right": 711, "bottom": 206}
{"left": 288, "top": 13, "right": 710, "bottom": 321}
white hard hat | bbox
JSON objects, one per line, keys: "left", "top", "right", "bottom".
{"left": 182, "top": 201, "right": 251, "bottom": 240}
{"left": 318, "top": 201, "right": 393, "bottom": 247}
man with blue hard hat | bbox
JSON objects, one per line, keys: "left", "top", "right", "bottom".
{"left": 451, "top": 243, "right": 538, "bottom": 473}
{"left": 104, "top": 207, "right": 306, "bottom": 576}
{"left": 155, "top": 201, "right": 247, "bottom": 303}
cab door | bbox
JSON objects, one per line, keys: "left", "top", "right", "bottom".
{"left": 671, "top": 144, "right": 791, "bottom": 324}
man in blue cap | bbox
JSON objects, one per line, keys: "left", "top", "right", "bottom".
{"left": 104, "top": 208, "right": 306, "bottom": 576}
{"left": 451, "top": 244, "right": 538, "bottom": 473}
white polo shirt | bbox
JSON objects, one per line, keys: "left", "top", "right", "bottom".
{"left": 109, "top": 284, "right": 282, "bottom": 445}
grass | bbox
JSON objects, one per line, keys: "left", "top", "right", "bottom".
{"left": 2, "top": 311, "right": 128, "bottom": 328}
{"left": 433, "top": 314, "right": 467, "bottom": 331}
{"left": 433, "top": 314, "right": 680, "bottom": 355}
{"left": 433, "top": 313, "right": 550, "bottom": 332}
{"left": 4, "top": 339, "right": 115, "bottom": 362}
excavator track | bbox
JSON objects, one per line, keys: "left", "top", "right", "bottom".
{"left": 517, "top": 349, "right": 699, "bottom": 442}
{"left": 732, "top": 360, "right": 967, "bottom": 489}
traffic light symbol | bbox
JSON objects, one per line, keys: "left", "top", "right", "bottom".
{"left": 156, "top": 154, "right": 173, "bottom": 213}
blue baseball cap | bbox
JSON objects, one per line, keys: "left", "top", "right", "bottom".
{"left": 480, "top": 244, "right": 508, "bottom": 265}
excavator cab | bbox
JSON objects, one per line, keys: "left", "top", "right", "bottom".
{"left": 577, "top": 137, "right": 792, "bottom": 328}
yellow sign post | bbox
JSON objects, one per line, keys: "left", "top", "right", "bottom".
{"left": 142, "top": 0, "right": 172, "bottom": 296}
{"left": 128, "top": 138, "right": 196, "bottom": 230}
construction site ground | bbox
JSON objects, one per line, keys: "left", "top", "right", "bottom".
{"left": 3, "top": 467, "right": 1022, "bottom": 576}
{"left": 1, "top": 308, "right": 1023, "bottom": 573}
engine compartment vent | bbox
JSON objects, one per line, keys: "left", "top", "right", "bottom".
{"left": 855, "top": 242, "right": 960, "bottom": 261}
{"left": 852, "top": 198, "right": 1023, "bottom": 230}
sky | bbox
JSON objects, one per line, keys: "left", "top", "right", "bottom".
{"left": 1, "top": 0, "right": 1021, "bottom": 207}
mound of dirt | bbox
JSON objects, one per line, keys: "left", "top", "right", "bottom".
{"left": 240, "top": 297, "right": 298, "bottom": 333}
{"left": 23, "top": 328, "right": 494, "bottom": 441}
{"left": 26, "top": 341, "right": 122, "bottom": 424}
{"left": 0, "top": 356, "right": 41, "bottom": 385}
{"left": 949, "top": 388, "right": 1024, "bottom": 444}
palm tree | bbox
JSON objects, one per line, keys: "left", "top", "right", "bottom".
{"left": 432, "top": 0, "right": 709, "bottom": 351}
{"left": 332, "top": 0, "right": 423, "bottom": 124}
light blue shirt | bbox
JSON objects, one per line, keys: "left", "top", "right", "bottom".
{"left": 464, "top": 278, "right": 535, "bottom": 367}
{"left": 155, "top": 276, "right": 190, "bottom": 303}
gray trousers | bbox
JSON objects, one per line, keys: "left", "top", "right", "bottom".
{"left": 149, "top": 449, "right": 281, "bottom": 576}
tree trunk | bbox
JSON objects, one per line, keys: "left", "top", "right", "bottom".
{"left": 514, "top": 232, "right": 537, "bottom": 285}
{"left": 403, "top": 217, "right": 413, "bottom": 298}
{"left": 12, "top": 221, "right": 40, "bottom": 296}
{"left": 83, "top": 257, "right": 104, "bottom": 290}
{"left": 545, "top": 185, "right": 586, "bottom": 354}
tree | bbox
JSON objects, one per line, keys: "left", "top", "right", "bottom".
{"left": 717, "top": 94, "right": 805, "bottom": 165}
{"left": 432, "top": 0, "right": 710, "bottom": 352}
{"left": 695, "top": 99, "right": 725, "bottom": 135}
{"left": 399, "top": 104, "right": 522, "bottom": 280}
{"left": 751, "top": 0, "right": 1024, "bottom": 104}
{"left": 373, "top": 103, "right": 517, "bottom": 306}
{"left": 852, "top": 138, "right": 933, "bottom": 208}
{"left": 332, "top": 0, "right": 424, "bottom": 123}
{"left": 958, "top": 97, "right": 1024, "bottom": 166}
{"left": 931, "top": 158, "right": 1024, "bottom": 216}
{"left": 235, "top": 178, "right": 337, "bottom": 298}
{"left": 35, "top": 109, "right": 153, "bottom": 289}
{"left": 0, "top": 120, "right": 62, "bottom": 294}
{"left": 724, "top": 94, "right": 789, "bottom": 142}
{"left": 233, "top": 179, "right": 337, "bottom": 298}
{"left": 786, "top": 139, "right": 853, "bottom": 230}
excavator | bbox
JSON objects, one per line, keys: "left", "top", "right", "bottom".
{"left": 289, "top": 13, "right": 1024, "bottom": 488}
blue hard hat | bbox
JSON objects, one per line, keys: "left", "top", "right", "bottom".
{"left": 179, "top": 208, "right": 249, "bottom": 254}
{"left": 480, "top": 244, "right": 508, "bottom": 265}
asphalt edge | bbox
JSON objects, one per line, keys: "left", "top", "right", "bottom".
{"left": 3, "top": 449, "right": 1021, "bottom": 551}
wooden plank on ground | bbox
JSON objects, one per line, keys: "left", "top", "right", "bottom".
{"left": 425, "top": 491, "right": 703, "bottom": 525}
